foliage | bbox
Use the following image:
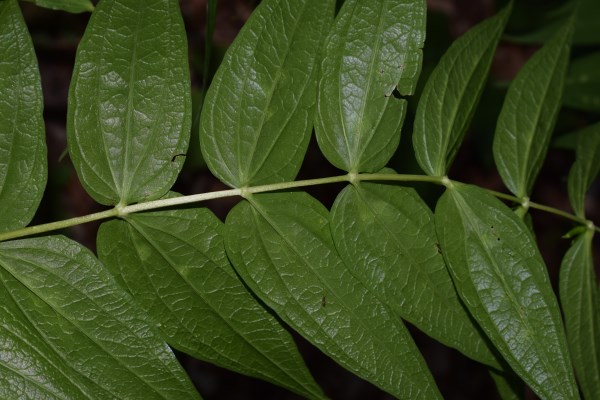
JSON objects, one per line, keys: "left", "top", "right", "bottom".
{"left": 0, "top": 0, "right": 598, "bottom": 399}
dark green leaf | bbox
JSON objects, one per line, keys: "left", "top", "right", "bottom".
{"left": 435, "top": 184, "right": 578, "bottom": 400}
{"left": 559, "top": 230, "right": 600, "bottom": 400}
{"left": 563, "top": 52, "right": 600, "bottom": 112}
{"left": 97, "top": 208, "right": 325, "bottom": 400}
{"left": 568, "top": 122, "right": 600, "bottom": 217}
{"left": 493, "top": 19, "right": 573, "bottom": 198}
{"left": 314, "top": 0, "right": 426, "bottom": 173}
{"left": 0, "top": 273, "right": 105, "bottom": 399}
{"left": 23, "top": 0, "right": 94, "bottom": 13}
{"left": 226, "top": 192, "right": 441, "bottom": 399}
{"left": 329, "top": 182, "right": 499, "bottom": 367}
{"left": 413, "top": 3, "right": 511, "bottom": 177}
{"left": 489, "top": 368, "right": 525, "bottom": 400}
{"left": 200, "top": 0, "right": 334, "bottom": 188}
{"left": 0, "top": 236, "right": 199, "bottom": 400}
{"left": 0, "top": 0, "right": 47, "bottom": 233}
{"left": 67, "top": 0, "right": 191, "bottom": 205}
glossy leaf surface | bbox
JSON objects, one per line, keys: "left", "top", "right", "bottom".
{"left": 567, "top": 122, "right": 600, "bottom": 218}
{"left": 559, "top": 231, "right": 600, "bottom": 400}
{"left": 67, "top": 0, "right": 191, "bottom": 205}
{"left": 226, "top": 192, "right": 441, "bottom": 399}
{"left": 563, "top": 52, "right": 600, "bottom": 112}
{"left": 200, "top": 0, "right": 334, "bottom": 188}
{"left": 330, "top": 182, "right": 499, "bottom": 367}
{"left": 493, "top": 20, "right": 573, "bottom": 198}
{"left": 435, "top": 184, "right": 578, "bottom": 400}
{"left": 0, "top": 0, "right": 47, "bottom": 233}
{"left": 97, "top": 208, "right": 325, "bottom": 399}
{"left": 0, "top": 236, "right": 199, "bottom": 400}
{"left": 413, "top": 4, "right": 511, "bottom": 176}
{"left": 315, "top": 0, "right": 426, "bottom": 172}
{"left": 23, "top": 0, "right": 94, "bottom": 13}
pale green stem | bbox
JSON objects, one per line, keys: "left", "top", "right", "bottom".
{"left": 0, "top": 173, "right": 597, "bottom": 242}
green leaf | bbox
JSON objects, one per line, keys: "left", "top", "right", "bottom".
{"left": 413, "top": 3, "right": 512, "bottom": 177}
{"left": 435, "top": 184, "right": 578, "bottom": 400}
{"left": 559, "top": 230, "right": 600, "bottom": 400}
{"left": 489, "top": 368, "right": 525, "bottom": 400}
{"left": 0, "top": 274, "right": 104, "bottom": 399}
{"left": 67, "top": 0, "right": 191, "bottom": 205}
{"left": 567, "top": 122, "right": 600, "bottom": 218}
{"left": 200, "top": 0, "right": 334, "bottom": 188}
{"left": 97, "top": 208, "right": 326, "bottom": 400}
{"left": 314, "top": 0, "right": 426, "bottom": 173}
{"left": 0, "top": 0, "right": 47, "bottom": 233}
{"left": 0, "top": 236, "right": 200, "bottom": 400}
{"left": 493, "top": 19, "right": 573, "bottom": 199}
{"left": 23, "top": 0, "right": 94, "bottom": 13}
{"left": 329, "top": 182, "right": 500, "bottom": 367}
{"left": 225, "top": 192, "right": 441, "bottom": 400}
{"left": 563, "top": 52, "right": 600, "bottom": 112}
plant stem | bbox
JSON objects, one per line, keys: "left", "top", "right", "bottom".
{"left": 0, "top": 173, "right": 597, "bottom": 242}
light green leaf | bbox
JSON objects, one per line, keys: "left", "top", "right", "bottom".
{"left": 0, "top": 236, "right": 200, "bottom": 400}
{"left": 0, "top": 0, "right": 47, "bottom": 233}
{"left": 97, "top": 208, "right": 326, "bottom": 400}
{"left": 563, "top": 52, "right": 600, "bottom": 112}
{"left": 200, "top": 0, "right": 334, "bottom": 188}
{"left": 225, "top": 192, "right": 441, "bottom": 400}
{"left": 559, "top": 230, "right": 600, "bottom": 400}
{"left": 435, "top": 184, "right": 578, "bottom": 400}
{"left": 413, "top": 3, "right": 512, "bottom": 177}
{"left": 314, "top": 0, "right": 426, "bottom": 173}
{"left": 23, "top": 0, "right": 94, "bottom": 13}
{"left": 329, "top": 182, "right": 500, "bottom": 367}
{"left": 67, "top": 0, "right": 191, "bottom": 205}
{"left": 493, "top": 19, "right": 573, "bottom": 199}
{"left": 567, "top": 122, "right": 600, "bottom": 218}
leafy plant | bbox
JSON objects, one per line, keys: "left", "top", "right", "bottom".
{"left": 0, "top": 0, "right": 598, "bottom": 399}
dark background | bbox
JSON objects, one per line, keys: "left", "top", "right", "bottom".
{"left": 19, "top": 0, "right": 600, "bottom": 398}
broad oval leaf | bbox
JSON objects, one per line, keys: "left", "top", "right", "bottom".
{"left": 563, "top": 52, "right": 600, "bottom": 112}
{"left": 435, "top": 184, "right": 578, "bottom": 400}
{"left": 493, "top": 19, "right": 573, "bottom": 199}
{"left": 559, "top": 230, "right": 600, "bottom": 400}
{"left": 0, "top": 236, "right": 199, "bottom": 400}
{"left": 200, "top": 0, "right": 334, "bottom": 188}
{"left": 329, "top": 182, "right": 500, "bottom": 367}
{"left": 567, "top": 122, "right": 600, "bottom": 218}
{"left": 413, "top": 3, "right": 512, "bottom": 177}
{"left": 67, "top": 0, "right": 191, "bottom": 205}
{"left": 0, "top": 0, "right": 47, "bottom": 233}
{"left": 97, "top": 208, "right": 325, "bottom": 400}
{"left": 314, "top": 0, "right": 426, "bottom": 173}
{"left": 23, "top": 0, "right": 94, "bottom": 13}
{"left": 225, "top": 192, "right": 441, "bottom": 399}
